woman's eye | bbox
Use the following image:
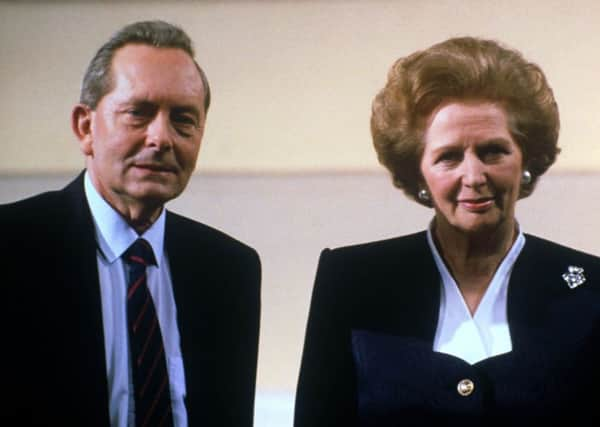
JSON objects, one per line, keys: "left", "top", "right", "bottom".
{"left": 480, "top": 145, "right": 509, "bottom": 161}
{"left": 436, "top": 151, "right": 461, "bottom": 164}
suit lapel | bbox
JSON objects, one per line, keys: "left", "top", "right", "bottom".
{"left": 62, "top": 173, "right": 110, "bottom": 424}
{"left": 354, "top": 231, "right": 441, "bottom": 343}
{"left": 411, "top": 234, "right": 441, "bottom": 342}
{"left": 164, "top": 213, "right": 209, "bottom": 348}
{"left": 507, "top": 234, "right": 587, "bottom": 351}
{"left": 164, "top": 213, "right": 213, "bottom": 422}
{"left": 392, "top": 231, "right": 441, "bottom": 343}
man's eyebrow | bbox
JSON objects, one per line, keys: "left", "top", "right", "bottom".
{"left": 118, "top": 99, "right": 154, "bottom": 108}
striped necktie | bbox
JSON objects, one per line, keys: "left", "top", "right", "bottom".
{"left": 123, "top": 238, "right": 174, "bottom": 427}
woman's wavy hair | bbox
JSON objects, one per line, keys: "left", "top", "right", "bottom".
{"left": 371, "top": 36, "right": 560, "bottom": 206}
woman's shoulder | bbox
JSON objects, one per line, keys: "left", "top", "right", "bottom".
{"left": 522, "top": 234, "right": 600, "bottom": 293}
{"left": 524, "top": 234, "right": 600, "bottom": 265}
{"left": 313, "top": 230, "right": 440, "bottom": 310}
{"left": 322, "top": 230, "right": 429, "bottom": 262}
{"left": 316, "top": 230, "right": 437, "bottom": 282}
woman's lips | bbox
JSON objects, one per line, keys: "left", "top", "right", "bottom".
{"left": 458, "top": 198, "right": 494, "bottom": 212}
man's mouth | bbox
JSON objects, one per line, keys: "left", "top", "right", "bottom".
{"left": 133, "top": 163, "right": 177, "bottom": 173}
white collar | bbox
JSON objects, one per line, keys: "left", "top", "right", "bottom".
{"left": 84, "top": 171, "right": 166, "bottom": 266}
{"left": 426, "top": 221, "right": 525, "bottom": 364}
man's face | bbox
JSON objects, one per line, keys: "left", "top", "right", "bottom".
{"left": 78, "top": 44, "right": 206, "bottom": 219}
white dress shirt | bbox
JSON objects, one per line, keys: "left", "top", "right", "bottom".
{"left": 84, "top": 173, "right": 188, "bottom": 427}
{"left": 427, "top": 225, "right": 525, "bottom": 364}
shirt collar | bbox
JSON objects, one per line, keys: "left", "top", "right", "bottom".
{"left": 426, "top": 220, "right": 526, "bottom": 363}
{"left": 427, "top": 218, "right": 525, "bottom": 281}
{"left": 426, "top": 219, "right": 526, "bottom": 318}
{"left": 84, "top": 171, "right": 166, "bottom": 266}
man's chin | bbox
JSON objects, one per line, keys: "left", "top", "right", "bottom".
{"left": 129, "top": 184, "right": 183, "bottom": 206}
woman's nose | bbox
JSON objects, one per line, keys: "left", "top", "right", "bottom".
{"left": 461, "top": 155, "right": 486, "bottom": 188}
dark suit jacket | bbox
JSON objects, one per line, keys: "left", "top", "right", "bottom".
{"left": 1, "top": 173, "right": 261, "bottom": 427}
{"left": 294, "top": 231, "right": 600, "bottom": 427}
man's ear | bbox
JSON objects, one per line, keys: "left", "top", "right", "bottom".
{"left": 71, "top": 104, "right": 94, "bottom": 156}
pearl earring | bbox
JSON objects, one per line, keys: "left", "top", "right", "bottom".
{"left": 522, "top": 170, "right": 532, "bottom": 185}
{"left": 418, "top": 189, "right": 430, "bottom": 202}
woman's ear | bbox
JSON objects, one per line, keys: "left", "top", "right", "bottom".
{"left": 71, "top": 104, "right": 94, "bottom": 156}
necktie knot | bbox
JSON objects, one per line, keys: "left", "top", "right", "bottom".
{"left": 124, "top": 238, "right": 157, "bottom": 267}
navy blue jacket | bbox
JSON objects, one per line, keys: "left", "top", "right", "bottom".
{"left": 1, "top": 173, "right": 261, "bottom": 427}
{"left": 295, "top": 231, "right": 600, "bottom": 426}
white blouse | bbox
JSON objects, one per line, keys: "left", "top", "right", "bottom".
{"left": 427, "top": 226, "right": 525, "bottom": 364}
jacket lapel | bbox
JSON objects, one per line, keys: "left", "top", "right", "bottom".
{"left": 62, "top": 173, "right": 110, "bottom": 425}
{"left": 164, "top": 213, "right": 213, "bottom": 423}
{"left": 507, "top": 234, "right": 595, "bottom": 351}
{"left": 352, "top": 231, "right": 441, "bottom": 343}
{"left": 388, "top": 231, "right": 441, "bottom": 343}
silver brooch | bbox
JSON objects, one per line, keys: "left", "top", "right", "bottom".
{"left": 562, "top": 266, "right": 586, "bottom": 289}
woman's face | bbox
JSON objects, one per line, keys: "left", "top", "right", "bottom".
{"left": 419, "top": 100, "right": 523, "bottom": 237}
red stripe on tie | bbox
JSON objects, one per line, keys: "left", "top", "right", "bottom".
{"left": 158, "top": 407, "right": 172, "bottom": 427}
{"left": 125, "top": 239, "right": 172, "bottom": 426}
{"left": 140, "top": 345, "right": 165, "bottom": 397}
{"left": 137, "top": 317, "right": 158, "bottom": 366}
{"left": 133, "top": 294, "right": 152, "bottom": 333}
{"left": 127, "top": 275, "right": 145, "bottom": 300}
{"left": 141, "top": 375, "right": 169, "bottom": 427}
{"left": 129, "top": 255, "right": 147, "bottom": 265}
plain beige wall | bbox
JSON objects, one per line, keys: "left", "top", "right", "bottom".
{"left": 1, "top": 2, "right": 599, "bottom": 421}
{"left": 1, "top": 0, "right": 600, "bottom": 174}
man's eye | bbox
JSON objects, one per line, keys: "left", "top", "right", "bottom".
{"left": 123, "top": 109, "right": 151, "bottom": 123}
{"left": 124, "top": 104, "right": 154, "bottom": 120}
{"left": 172, "top": 115, "right": 199, "bottom": 137}
{"left": 173, "top": 114, "right": 197, "bottom": 126}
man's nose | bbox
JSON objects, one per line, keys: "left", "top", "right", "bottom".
{"left": 145, "top": 112, "right": 173, "bottom": 150}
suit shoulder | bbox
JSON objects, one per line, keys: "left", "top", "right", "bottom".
{"left": 166, "top": 210, "right": 259, "bottom": 260}
{"left": 524, "top": 234, "right": 600, "bottom": 293}
{"left": 0, "top": 189, "right": 67, "bottom": 228}
{"left": 314, "top": 231, "right": 432, "bottom": 287}
{"left": 524, "top": 234, "right": 600, "bottom": 267}
{"left": 0, "top": 189, "right": 64, "bottom": 212}
{"left": 323, "top": 230, "right": 429, "bottom": 264}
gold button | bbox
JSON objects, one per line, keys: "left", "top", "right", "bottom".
{"left": 457, "top": 379, "right": 474, "bottom": 396}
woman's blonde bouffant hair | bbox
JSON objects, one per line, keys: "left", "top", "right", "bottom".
{"left": 371, "top": 36, "right": 560, "bottom": 207}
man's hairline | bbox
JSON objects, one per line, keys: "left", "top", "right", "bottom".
{"left": 96, "top": 42, "right": 209, "bottom": 112}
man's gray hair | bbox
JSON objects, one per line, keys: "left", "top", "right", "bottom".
{"left": 80, "top": 20, "right": 211, "bottom": 111}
